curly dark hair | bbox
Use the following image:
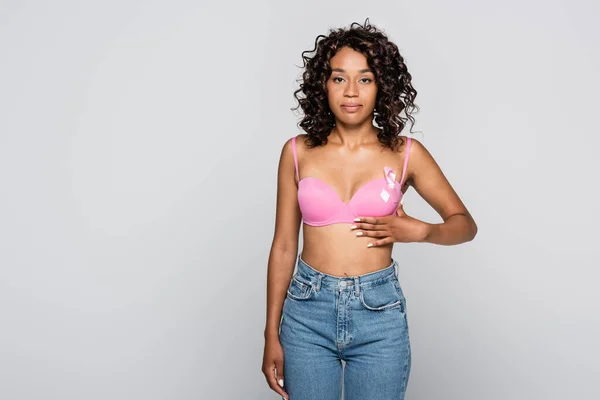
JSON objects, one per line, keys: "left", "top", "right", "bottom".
{"left": 292, "top": 18, "right": 419, "bottom": 150}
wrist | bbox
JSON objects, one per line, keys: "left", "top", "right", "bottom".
{"left": 264, "top": 329, "right": 280, "bottom": 341}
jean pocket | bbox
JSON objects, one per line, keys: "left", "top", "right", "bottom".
{"left": 286, "top": 276, "right": 314, "bottom": 300}
{"left": 359, "top": 280, "right": 404, "bottom": 311}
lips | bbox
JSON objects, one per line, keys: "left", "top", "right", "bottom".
{"left": 341, "top": 104, "right": 362, "bottom": 113}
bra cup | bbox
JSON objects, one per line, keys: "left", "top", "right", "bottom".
{"left": 349, "top": 182, "right": 401, "bottom": 216}
{"left": 298, "top": 179, "right": 344, "bottom": 223}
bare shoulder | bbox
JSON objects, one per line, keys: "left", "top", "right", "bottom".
{"left": 401, "top": 136, "right": 435, "bottom": 183}
{"left": 280, "top": 135, "right": 293, "bottom": 155}
{"left": 280, "top": 133, "right": 304, "bottom": 158}
{"left": 286, "top": 133, "right": 310, "bottom": 161}
{"left": 404, "top": 135, "right": 427, "bottom": 157}
{"left": 281, "top": 133, "right": 307, "bottom": 150}
{"left": 292, "top": 133, "right": 309, "bottom": 149}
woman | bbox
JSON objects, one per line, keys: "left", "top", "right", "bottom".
{"left": 262, "top": 20, "right": 477, "bottom": 400}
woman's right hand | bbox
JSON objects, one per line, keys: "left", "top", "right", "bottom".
{"left": 262, "top": 336, "right": 288, "bottom": 400}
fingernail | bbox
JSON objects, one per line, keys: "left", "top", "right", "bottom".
{"left": 350, "top": 225, "right": 356, "bottom": 230}
{"left": 367, "top": 243, "right": 373, "bottom": 247}
{"left": 354, "top": 218, "right": 361, "bottom": 222}
{"left": 278, "top": 378, "right": 284, "bottom": 387}
{"left": 356, "top": 232, "right": 363, "bottom": 236}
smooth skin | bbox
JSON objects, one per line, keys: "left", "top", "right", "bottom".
{"left": 262, "top": 46, "right": 478, "bottom": 399}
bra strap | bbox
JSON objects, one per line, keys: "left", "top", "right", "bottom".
{"left": 399, "top": 137, "right": 412, "bottom": 186}
{"left": 291, "top": 136, "right": 299, "bottom": 181}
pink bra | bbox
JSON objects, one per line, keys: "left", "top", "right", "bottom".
{"left": 291, "top": 136, "right": 412, "bottom": 226}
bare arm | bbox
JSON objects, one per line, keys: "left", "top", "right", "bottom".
{"left": 263, "top": 137, "right": 302, "bottom": 340}
{"left": 408, "top": 138, "right": 478, "bottom": 245}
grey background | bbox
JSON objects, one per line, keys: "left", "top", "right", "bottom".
{"left": 1, "top": 0, "right": 598, "bottom": 399}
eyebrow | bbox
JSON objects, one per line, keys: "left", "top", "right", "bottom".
{"left": 331, "top": 68, "right": 373, "bottom": 73}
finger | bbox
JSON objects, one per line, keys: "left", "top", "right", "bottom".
{"left": 353, "top": 216, "right": 378, "bottom": 225}
{"left": 265, "top": 363, "right": 288, "bottom": 400}
{"left": 352, "top": 222, "right": 380, "bottom": 231}
{"left": 275, "top": 360, "right": 285, "bottom": 390}
{"left": 353, "top": 217, "right": 394, "bottom": 230}
{"left": 355, "top": 230, "right": 389, "bottom": 238}
{"left": 367, "top": 237, "right": 394, "bottom": 248}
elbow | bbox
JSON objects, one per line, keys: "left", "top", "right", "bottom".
{"left": 467, "top": 219, "right": 478, "bottom": 242}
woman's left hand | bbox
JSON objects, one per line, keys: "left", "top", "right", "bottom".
{"left": 350, "top": 204, "right": 430, "bottom": 247}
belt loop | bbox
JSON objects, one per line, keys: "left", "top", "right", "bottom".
{"left": 315, "top": 273, "right": 323, "bottom": 291}
{"left": 394, "top": 259, "right": 398, "bottom": 277}
{"left": 354, "top": 276, "right": 360, "bottom": 296}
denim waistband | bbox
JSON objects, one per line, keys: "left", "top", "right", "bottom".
{"left": 295, "top": 254, "right": 398, "bottom": 293}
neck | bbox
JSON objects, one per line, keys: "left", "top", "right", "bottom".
{"left": 329, "top": 121, "right": 380, "bottom": 147}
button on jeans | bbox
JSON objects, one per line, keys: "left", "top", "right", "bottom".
{"left": 279, "top": 255, "right": 411, "bottom": 400}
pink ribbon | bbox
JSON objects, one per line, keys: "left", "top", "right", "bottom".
{"left": 383, "top": 166, "right": 396, "bottom": 189}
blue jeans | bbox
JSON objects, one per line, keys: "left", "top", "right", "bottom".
{"left": 279, "top": 255, "right": 411, "bottom": 400}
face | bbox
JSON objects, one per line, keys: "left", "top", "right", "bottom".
{"left": 326, "top": 46, "right": 378, "bottom": 125}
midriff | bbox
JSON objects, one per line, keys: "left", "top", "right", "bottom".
{"left": 300, "top": 223, "right": 394, "bottom": 277}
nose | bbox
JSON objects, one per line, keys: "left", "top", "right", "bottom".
{"left": 344, "top": 80, "right": 358, "bottom": 97}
